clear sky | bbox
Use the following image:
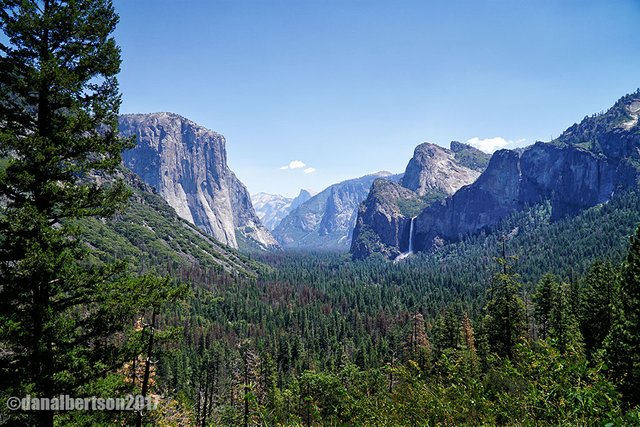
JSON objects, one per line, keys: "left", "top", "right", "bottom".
{"left": 113, "top": 0, "right": 640, "bottom": 198}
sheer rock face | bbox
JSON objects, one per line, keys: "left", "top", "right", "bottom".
{"left": 401, "top": 143, "right": 483, "bottom": 196}
{"left": 413, "top": 91, "right": 640, "bottom": 252}
{"left": 273, "top": 172, "right": 401, "bottom": 250}
{"left": 351, "top": 179, "right": 423, "bottom": 259}
{"left": 119, "top": 112, "right": 279, "bottom": 250}
{"left": 351, "top": 142, "right": 489, "bottom": 259}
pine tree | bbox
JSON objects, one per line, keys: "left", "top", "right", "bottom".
{"left": 461, "top": 312, "right": 476, "bottom": 354}
{"left": 533, "top": 273, "right": 558, "bottom": 340}
{"left": 580, "top": 260, "right": 618, "bottom": 356}
{"left": 533, "top": 274, "right": 582, "bottom": 353}
{"left": 605, "top": 225, "right": 640, "bottom": 405}
{"left": 431, "top": 310, "right": 459, "bottom": 359}
{"left": 405, "top": 312, "right": 431, "bottom": 370}
{"left": 547, "top": 281, "right": 582, "bottom": 354}
{"left": 0, "top": 2, "right": 155, "bottom": 426}
{"left": 482, "top": 245, "right": 527, "bottom": 358}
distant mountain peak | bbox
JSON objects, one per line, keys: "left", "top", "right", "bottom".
{"left": 251, "top": 189, "right": 314, "bottom": 231}
{"left": 297, "top": 188, "right": 315, "bottom": 198}
{"left": 274, "top": 173, "right": 402, "bottom": 250}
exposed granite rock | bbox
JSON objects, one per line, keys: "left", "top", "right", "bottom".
{"left": 351, "top": 179, "right": 423, "bottom": 259}
{"left": 274, "top": 172, "right": 401, "bottom": 250}
{"left": 401, "top": 142, "right": 485, "bottom": 196}
{"left": 412, "top": 91, "right": 640, "bottom": 252}
{"left": 119, "top": 112, "right": 279, "bottom": 251}
{"left": 351, "top": 142, "right": 489, "bottom": 259}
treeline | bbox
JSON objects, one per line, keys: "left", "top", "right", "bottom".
{"left": 153, "top": 230, "right": 640, "bottom": 425}
{"left": 147, "top": 191, "right": 640, "bottom": 425}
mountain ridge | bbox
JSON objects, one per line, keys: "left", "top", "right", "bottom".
{"left": 411, "top": 91, "right": 640, "bottom": 253}
{"left": 252, "top": 189, "right": 314, "bottom": 230}
{"left": 351, "top": 141, "right": 490, "bottom": 259}
{"left": 274, "top": 171, "right": 401, "bottom": 250}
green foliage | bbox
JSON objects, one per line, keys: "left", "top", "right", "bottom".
{"left": 0, "top": 2, "right": 186, "bottom": 426}
{"left": 533, "top": 273, "right": 557, "bottom": 339}
{"left": 451, "top": 141, "right": 492, "bottom": 171}
{"left": 395, "top": 197, "right": 427, "bottom": 217}
{"left": 605, "top": 224, "right": 640, "bottom": 406}
{"left": 2, "top": 1, "right": 637, "bottom": 426}
{"left": 482, "top": 252, "right": 527, "bottom": 358}
{"left": 534, "top": 274, "right": 582, "bottom": 353}
{"left": 77, "top": 171, "right": 262, "bottom": 278}
{"left": 579, "top": 261, "right": 620, "bottom": 355}
{"left": 484, "top": 342, "right": 621, "bottom": 425}
{"left": 144, "top": 191, "right": 640, "bottom": 424}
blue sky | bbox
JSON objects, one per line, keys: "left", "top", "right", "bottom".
{"left": 113, "top": 0, "right": 640, "bottom": 197}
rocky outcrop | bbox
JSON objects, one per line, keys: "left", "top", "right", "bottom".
{"left": 351, "top": 179, "right": 424, "bottom": 259}
{"left": 119, "top": 112, "right": 279, "bottom": 251}
{"left": 251, "top": 189, "right": 314, "bottom": 230}
{"left": 401, "top": 143, "right": 484, "bottom": 196}
{"left": 351, "top": 142, "right": 489, "bottom": 259}
{"left": 274, "top": 172, "right": 400, "bottom": 250}
{"left": 412, "top": 91, "right": 640, "bottom": 252}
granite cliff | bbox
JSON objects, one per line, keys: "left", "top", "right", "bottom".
{"left": 119, "top": 113, "right": 279, "bottom": 251}
{"left": 351, "top": 142, "right": 489, "bottom": 259}
{"left": 412, "top": 91, "right": 640, "bottom": 252}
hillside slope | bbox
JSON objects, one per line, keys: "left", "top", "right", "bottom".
{"left": 80, "top": 170, "right": 262, "bottom": 278}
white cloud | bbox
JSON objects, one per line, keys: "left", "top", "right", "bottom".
{"left": 466, "top": 136, "right": 526, "bottom": 153}
{"left": 280, "top": 160, "right": 306, "bottom": 170}
{"left": 280, "top": 160, "right": 315, "bottom": 172}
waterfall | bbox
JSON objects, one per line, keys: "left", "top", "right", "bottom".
{"left": 394, "top": 216, "right": 416, "bottom": 262}
{"left": 408, "top": 216, "right": 415, "bottom": 253}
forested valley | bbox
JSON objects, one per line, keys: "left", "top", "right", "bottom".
{"left": 2, "top": 0, "right": 640, "bottom": 426}
{"left": 152, "top": 191, "right": 640, "bottom": 426}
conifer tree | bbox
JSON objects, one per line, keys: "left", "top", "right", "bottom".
{"left": 580, "top": 260, "right": 618, "bottom": 356}
{"left": 431, "top": 310, "right": 459, "bottom": 359}
{"left": 0, "top": 1, "right": 159, "bottom": 426}
{"left": 548, "top": 281, "right": 582, "bottom": 354}
{"left": 605, "top": 225, "right": 640, "bottom": 405}
{"left": 482, "top": 245, "right": 527, "bottom": 358}
{"left": 533, "top": 273, "right": 558, "bottom": 340}
{"left": 405, "top": 312, "right": 431, "bottom": 370}
{"left": 461, "top": 312, "right": 476, "bottom": 354}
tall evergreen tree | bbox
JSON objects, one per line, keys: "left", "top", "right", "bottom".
{"left": 533, "top": 273, "right": 558, "bottom": 340}
{"left": 482, "top": 246, "right": 527, "bottom": 358}
{"left": 547, "top": 281, "right": 582, "bottom": 354}
{"left": 0, "top": 1, "right": 154, "bottom": 425}
{"left": 405, "top": 312, "right": 431, "bottom": 370}
{"left": 580, "top": 260, "right": 619, "bottom": 356}
{"left": 605, "top": 225, "right": 640, "bottom": 406}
